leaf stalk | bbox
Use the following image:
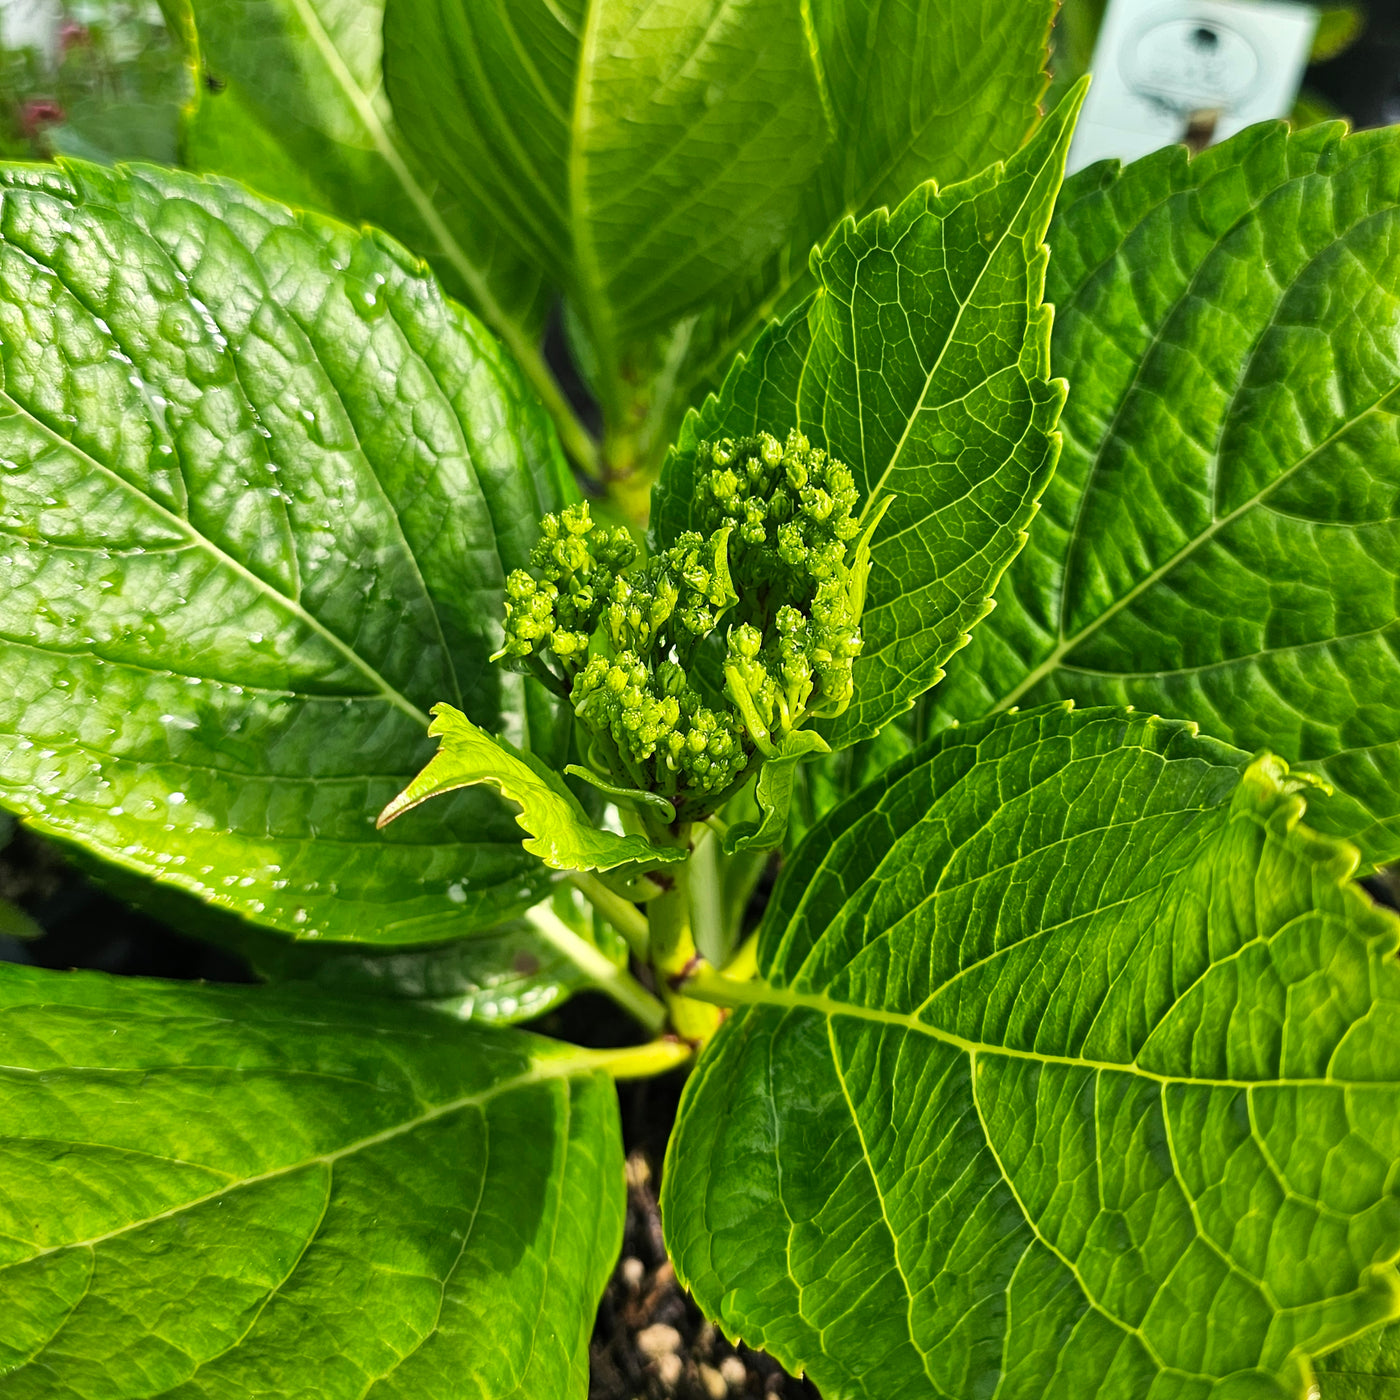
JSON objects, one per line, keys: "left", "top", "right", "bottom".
{"left": 524, "top": 902, "right": 665, "bottom": 1032}
{"left": 565, "top": 870, "right": 651, "bottom": 960}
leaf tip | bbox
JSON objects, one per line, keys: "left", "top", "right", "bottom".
{"left": 425, "top": 701, "right": 466, "bottom": 738}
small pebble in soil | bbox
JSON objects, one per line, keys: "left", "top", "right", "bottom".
{"left": 699, "top": 1363, "right": 728, "bottom": 1399}
{"left": 637, "top": 1324, "right": 682, "bottom": 1361}
{"left": 621, "top": 1256, "right": 646, "bottom": 1291}
{"left": 719, "top": 1357, "right": 747, "bottom": 1390}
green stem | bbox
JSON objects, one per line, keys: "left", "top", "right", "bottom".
{"left": 720, "top": 843, "right": 768, "bottom": 958}
{"left": 647, "top": 841, "right": 694, "bottom": 980}
{"left": 524, "top": 903, "right": 665, "bottom": 1032}
{"left": 688, "top": 827, "right": 725, "bottom": 965}
{"left": 584, "top": 1038, "right": 694, "bottom": 1080}
{"left": 645, "top": 826, "right": 724, "bottom": 1044}
{"left": 679, "top": 961, "right": 768, "bottom": 1008}
{"left": 566, "top": 870, "right": 650, "bottom": 960}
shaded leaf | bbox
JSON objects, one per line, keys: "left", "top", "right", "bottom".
{"left": 0, "top": 963, "right": 622, "bottom": 1398}
{"left": 185, "top": 0, "right": 550, "bottom": 338}
{"left": 88, "top": 860, "right": 630, "bottom": 1026}
{"left": 670, "top": 0, "right": 1060, "bottom": 409}
{"left": 933, "top": 122, "right": 1400, "bottom": 866}
{"left": 247, "top": 898, "right": 630, "bottom": 1024}
{"left": 382, "top": 0, "right": 1057, "bottom": 456}
{"left": 0, "top": 896, "right": 39, "bottom": 940}
{"left": 0, "top": 161, "right": 570, "bottom": 943}
{"left": 652, "top": 88, "right": 1084, "bottom": 749}
{"left": 380, "top": 704, "right": 684, "bottom": 874}
{"left": 665, "top": 704, "right": 1400, "bottom": 1399}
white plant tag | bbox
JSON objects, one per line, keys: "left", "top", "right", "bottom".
{"left": 1067, "top": 0, "right": 1318, "bottom": 174}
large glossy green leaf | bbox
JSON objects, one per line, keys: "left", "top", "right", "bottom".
{"left": 184, "top": 0, "right": 549, "bottom": 341}
{"left": 0, "top": 963, "right": 623, "bottom": 1398}
{"left": 651, "top": 90, "right": 1082, "bottom": 750}
{"left": 664, "top": 704, "right": 1400, "bottom": 1399}
{"left": 0, "top": 161, "right": 570, "bottom": 943}
{"left": 382, "top": 0, "right": 1056, "bottom": 455}
{"left": 932, "top": 122, "right": 1400, "bottom": 867}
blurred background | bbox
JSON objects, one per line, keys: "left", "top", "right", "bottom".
{"left": 0, "top": 0, "right": 184, "bottom": 165}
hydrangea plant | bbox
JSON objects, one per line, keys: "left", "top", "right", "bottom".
{"left": 0, "top": 4, "right": 1399, "bottom": 1399}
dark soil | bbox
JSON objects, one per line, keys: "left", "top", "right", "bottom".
{"left": 0, "top": 829, "right": 816, "bottom": 1398}
{"left": 590, "top": 1145, "right": 818, "bottom": 1400}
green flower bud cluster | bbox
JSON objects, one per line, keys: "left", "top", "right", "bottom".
{"left": 496, "top": 504, "right": 638, "bottom": 664}
{"left": 701, "top": 430, "right": 877, "bottom": 748}
{"left": 572, "top": 653, "right": 746, "bottom": 798}
{"left": 494, "top": 431, "right": 882, "bottom": 823}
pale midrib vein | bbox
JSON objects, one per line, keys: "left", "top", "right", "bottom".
{"left": 707, "top": 980, "right": 1373, "bottom": 1092}
{"left": 282, "top": 0, "right": 507, "bottom": 330}
{"left": 1, "top": 390, "right": 430, "bottom": 730}
{"left": 855, "top": 171, "right": 1042, "bottom": 529}
{"left": 991, "top": 380, "right": 1400, "bottom": 715}
{"left": 566, "top": 0, "right": 615, "bottom": 404}
{"left": 6, "top": 1053, "right": 599, "bottom": 1268}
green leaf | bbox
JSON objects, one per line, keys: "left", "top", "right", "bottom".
{"left": 230, "top": 913, "right": 620, "bottom": 1023}
{"left": 0, "top": 161, "right": 572, "bottom": 944}
{"left": 932, "top": 122, "right": 1400, "bottom": 866}
{"left": 564, "top": 765, "right": 677, "bottom": 825}
{"left": 84, "top": 861, "right": 633, "bottom": 1026}
{"left": 0, "top": 963, "right": 623, "bottom": 1398}
{"left": 0, "top": 896, "right": 39, "bottom": 940}
{"left": 1310, "top": 6, "right": 1365, "bottom": 62}
{"left": 381, "top": 0, "right": 1056, "bottom": 455}
{"left": 722, "top": 730, "right": 829, "bottom": 856}
{"left": 1319, "top": 1325, "right": 1400, "bottom": 1397}
{"left": 664, "top": 703, "right": 1400, "bottom": 1399}
{"left": 669, "top": 0, "right": 1060, "bottom": 408}
{"left": 185, "top": 0, "right": 550, "bottom": 341}
{"left": 789, "top": 717, "right": 918, "bottom": 846}
{"left": 652, "top": 87, "right": 1084, "bottom": 749}
{"left": 381, "top": 703, "right": 685, "bottom": 874}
